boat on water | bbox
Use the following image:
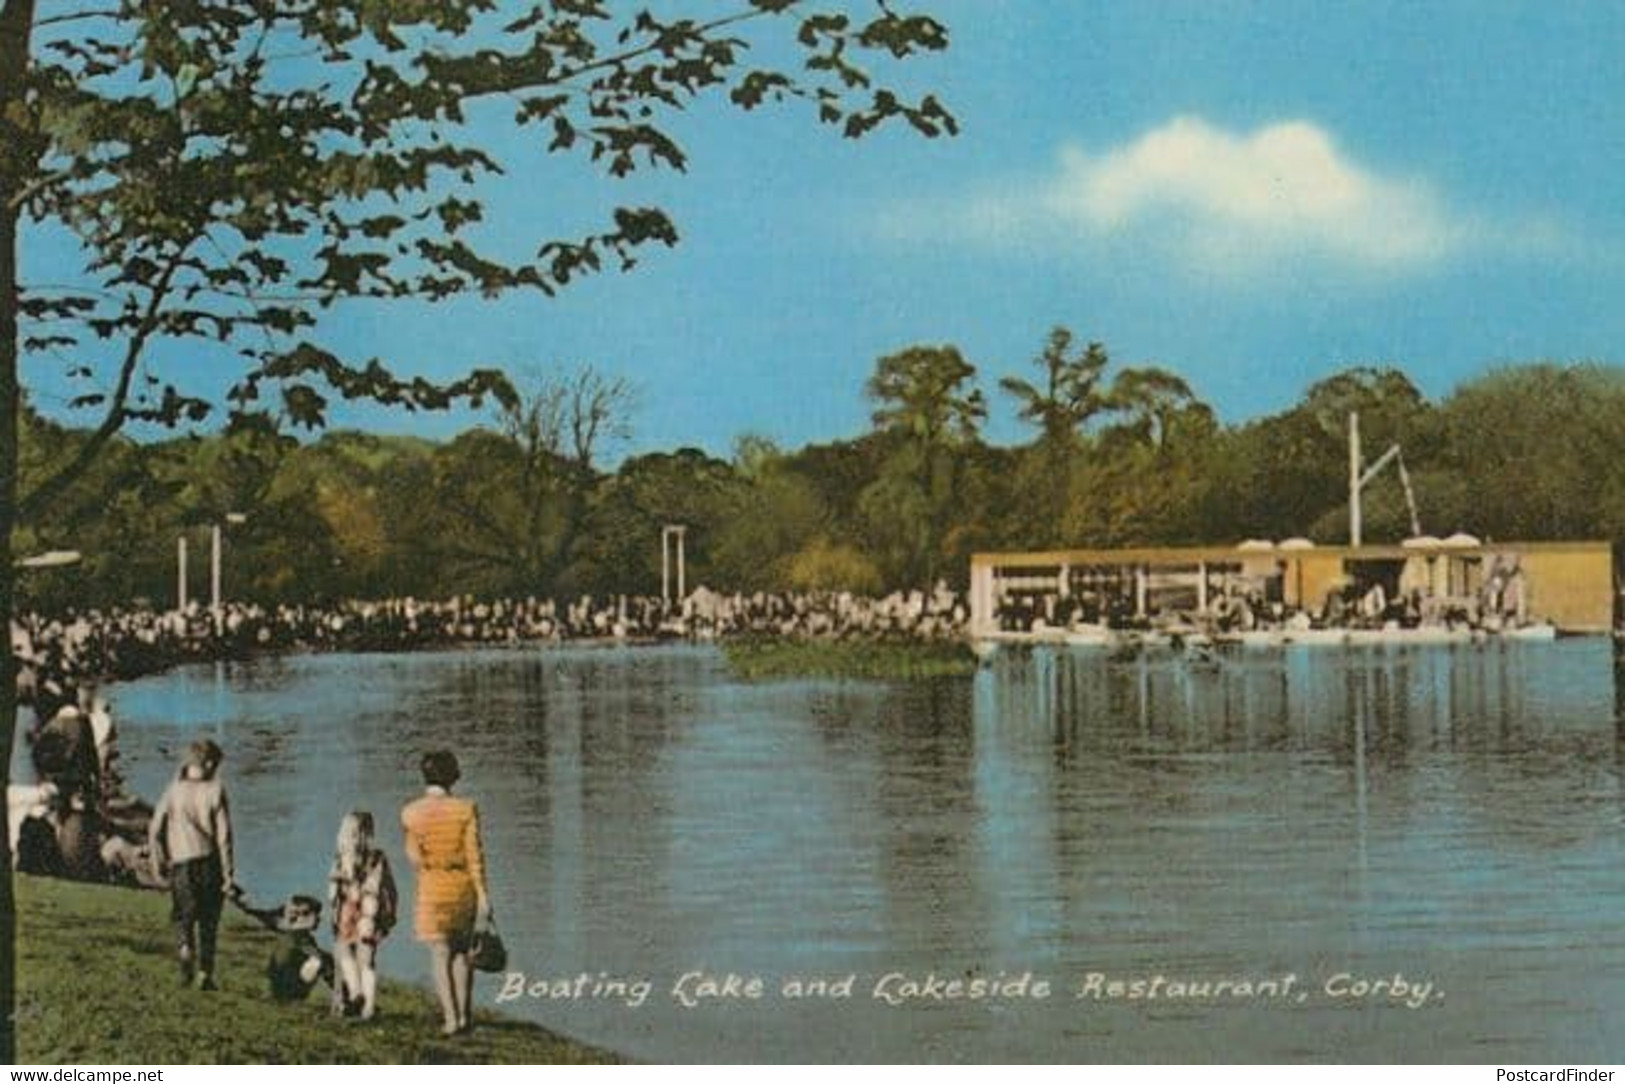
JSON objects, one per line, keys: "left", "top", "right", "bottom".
{"left": 1501, "top": 622, "right": 1559, "bottom": 642}
{"left": 1061, "top": 623, "right": 1113, "bottom": 648}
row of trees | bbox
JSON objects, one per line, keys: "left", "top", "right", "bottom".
{"left": 18, "top": 341, "right": 1625, "bottom": 612}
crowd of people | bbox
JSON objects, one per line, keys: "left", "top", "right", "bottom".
{"left": 11, "top": 585, "right": 969, "bottom": 691}
{"left": 8, "top": 680, "right": 153, "bottom": 887}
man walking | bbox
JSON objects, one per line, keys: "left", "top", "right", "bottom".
{"left": 150, "top": 739, "right": 238, "bottom": 990}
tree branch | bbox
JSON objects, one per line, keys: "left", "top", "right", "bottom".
{"left": 5, "top": 159, "right": 106, "bottom": 212}
{"left": 31, "top": 8, "right": 120, "bottom": 30}
{"left": 17, "top": 247, "right": 184, "bottom": 519}
{"left": 386, "top": 5, "right": 775, "bottom": 115}
{"left": 551, "top": 7, "right": 768, "bottom": 87}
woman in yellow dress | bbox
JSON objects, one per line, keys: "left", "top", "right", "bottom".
{"left": 401, "top": 750, "right": 492, "bottom": 1035}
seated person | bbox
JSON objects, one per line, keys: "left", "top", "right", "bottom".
{"left": 31, "top": 701, "right": 99, "bottom": 807}
{"left": 10, "top": 782, "right": 61, "bottom": 875}
{"left": 55, "top": 795, "right": 105, "bottom": 882}
{"left": 1359, "top": 582, "right": 1387, "bottom": 624}
{"left": 1320, "top": 586, "right": 1351, "bottom": 627}
{"left": 100, "top": 835, "right": 165, "bottom": 889}
{"left": 239, "top": 895, "right": 335, "bottom": 1003}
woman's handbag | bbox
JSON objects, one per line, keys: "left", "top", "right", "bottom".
{"left": 469, "top": 919, "right": 507, "bottom": 973}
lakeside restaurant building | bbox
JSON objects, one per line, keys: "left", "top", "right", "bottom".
{"left": 967, "top": 538, "right": 1615, "bottom": 637}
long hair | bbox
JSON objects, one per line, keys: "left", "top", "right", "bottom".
{"left": 334, "top": 810, "right": 376, "bottom": 883}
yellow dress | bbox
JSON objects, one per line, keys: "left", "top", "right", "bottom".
{"left": 401, "top": 791, "right": 486, "bottom": 943}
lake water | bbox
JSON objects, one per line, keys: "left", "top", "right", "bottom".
{"left": 89, "top": 640, "right": 1625, "bottom": 1062}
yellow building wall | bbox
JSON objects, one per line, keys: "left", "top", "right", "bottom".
{"left": 1287, "top": 554, "right": 1346, "bottom": 612}
{"left": 1521, "top": 548, "right": 1614, "bottom": 632}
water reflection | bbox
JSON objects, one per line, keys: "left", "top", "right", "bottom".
{"left": 68, "top": 640, "right": 1623, "bottom": 1061}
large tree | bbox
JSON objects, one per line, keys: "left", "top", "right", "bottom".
{"left": 998, "top": 327, "right": 1114, "bottom": 548}
{"left": 862, "top": 343, "right": 984, "bottom": 585}
{"left": 710, "top": 434, "right": 830, "bottom": 591}
{"left": 0, "top": 0, "right": 953, "bottom": 1057}
{"left": 1436, "top": 363, "right": 1625, "bottom": 543}
{"left": 1080, "top": 365, "right": 1217, "bottom": 545}
{"left": 1105, "top": 364, "right": 1210, "bottom": 454}
{"left": 1000, "top": 327, "right": 1113, "bottom": 458}
{"left": 424, "top": 365, "right": 633, "bottom": 595}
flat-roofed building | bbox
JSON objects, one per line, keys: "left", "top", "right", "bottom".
{"left": 968, "top": 540, "right": 1614, "bottom": 637}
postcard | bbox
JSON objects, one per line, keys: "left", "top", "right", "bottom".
{"left": 4, "top": 0, "right": 1623, "bottom": 1067}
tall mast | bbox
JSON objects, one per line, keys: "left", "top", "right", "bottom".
{"left": 1349, "top": 411, "right": 1362, "bottom": 547}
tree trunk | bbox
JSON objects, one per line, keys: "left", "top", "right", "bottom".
{"left": 0, "top": 193, "right": 21, "bottom": 1071}
{"left": 551, "top": 463, "right": 592, "bottom": 590}
{"left": 1, "top": 0, "right": 37, "bottom": 1060}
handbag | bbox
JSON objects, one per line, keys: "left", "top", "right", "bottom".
{"left": 469, "top": 919, "right": 507, "bottom": 973}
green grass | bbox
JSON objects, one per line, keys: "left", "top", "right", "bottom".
{"left": 14, "top": 875, "right": 618, "bottom": 1064}
{"left": 722, "top": 637, "right": 977, "bottom": 681}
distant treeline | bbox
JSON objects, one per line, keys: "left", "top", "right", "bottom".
{"left": 16, "top": 331, "right": 1625, "bottom": 611}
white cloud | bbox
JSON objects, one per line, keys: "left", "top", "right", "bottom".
{"left": 899, "top": 116, "right": 1551, "bottom": 279}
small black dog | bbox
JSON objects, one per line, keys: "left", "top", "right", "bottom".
{"left": 234, "top": 894, "right": 336, "bottom": 1003}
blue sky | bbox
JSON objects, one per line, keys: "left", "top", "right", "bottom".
{"left": 23, "top": 0, "right": 1625, "bottom": 460}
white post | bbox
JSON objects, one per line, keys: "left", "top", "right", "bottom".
{"left": 1197, "top": 561, "right": 1208, "bottom": 613}
{"left": 985, "top": 565, "right": 998, "bottom": 635}
{"left": 211, "top": 523, "right": 222, "bottom": 635}
{"left": 661, "top": 527, "right": 671, "bottom": 605}
{"left": 1349, "top": 411, "right": 1362, "bottom": 548}
{"left": 676, "top": 527, "right": 686, "bottom": 601}
{"left": 1135, "top": 566, "right": 1148, "bottom": 617}
{"left": 177, "top": 536, "right": 188, "bottom": 611}
{"left": 979, "top": 562, "right": 997, "bottom": 635}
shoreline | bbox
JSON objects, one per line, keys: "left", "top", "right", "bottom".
{"left": 14, "top": 874, "right": 621, "bottom": 1064}
{"left": 15, "top": 594, "right": 973, "bottom": 699}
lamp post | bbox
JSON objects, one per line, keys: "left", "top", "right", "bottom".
{"left": 211, "top": 516, "right": 248, "bottom": 637}
{"left": 661, "top": 524, "right": 687, "bottom": 607}
{"left": 210, "top": 524, "right": 221, "bottom": 631}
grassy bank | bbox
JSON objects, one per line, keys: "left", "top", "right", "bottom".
{"left": 14, "top": 875, "right": 618, "bottom": 1064}
{"left": 722, "top": 637, "right": 977, "bottom": 680}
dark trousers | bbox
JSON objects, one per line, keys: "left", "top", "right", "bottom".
{"left": 170, "top": 854, "right": 224, "bottom": 979}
